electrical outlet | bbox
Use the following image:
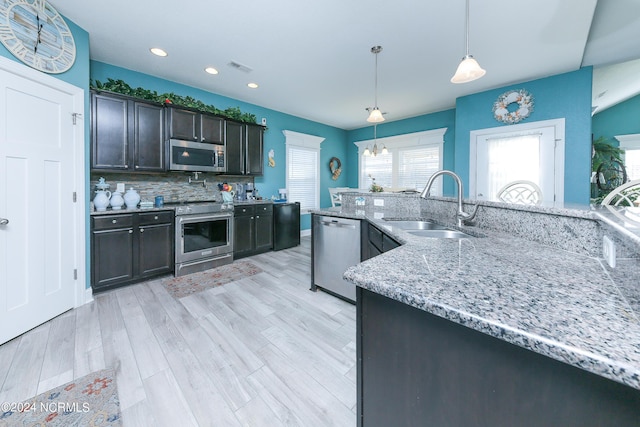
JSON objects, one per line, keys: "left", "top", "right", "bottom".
{"left": 603, "top": 235, "right": 616, "bottom": 268}
{"left": 374, "top": 198, "right": 384, "bottom": 207}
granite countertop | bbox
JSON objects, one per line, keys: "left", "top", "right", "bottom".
{"left": 312, "top": 208, "right": 640, "bottom": 391}
{"left": 593, "top": 205, "right": 640, "bottom": 247}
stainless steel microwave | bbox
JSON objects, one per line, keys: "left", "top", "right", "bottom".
{"left": 169, "top": 139, "right": 225, "bottom": 173}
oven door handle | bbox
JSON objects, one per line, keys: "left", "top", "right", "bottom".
{"left": 177, "top": 214, "right": 231, "bottom": 224}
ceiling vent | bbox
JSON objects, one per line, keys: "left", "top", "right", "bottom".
{"left": 228, "top": 61, "right": 253, "bottom": 73}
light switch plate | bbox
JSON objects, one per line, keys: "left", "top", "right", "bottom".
{"left": 373, "top": 198, "right": 384, "bottom": 206}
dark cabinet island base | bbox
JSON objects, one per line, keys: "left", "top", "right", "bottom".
{"left": 357, "top": 288, "right": 640, "bottom": 427}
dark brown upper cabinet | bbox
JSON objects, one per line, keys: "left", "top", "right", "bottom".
{"left": 225, "top": 121, "right": 264, "bottom": 175}
{"left": 166, "top": 105, "right": 224, "bottom": 144}
{"left": 91, "top": 91, "right": 165, "bottom": 172}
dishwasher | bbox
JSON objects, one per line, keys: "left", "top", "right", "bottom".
{"left": 312, "top": 215, "right": 361, "bottom": 303}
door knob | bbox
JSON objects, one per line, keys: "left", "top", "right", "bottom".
{"left": 0, "top": 218, "right": 8, "bottom": 225}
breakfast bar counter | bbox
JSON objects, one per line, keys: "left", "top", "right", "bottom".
{"left": 313, "top": 203, "right": 640, "bottom": 425}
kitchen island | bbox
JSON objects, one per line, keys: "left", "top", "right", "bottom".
{"left": 314, "top": 201, "right": 640, "bottom": 426}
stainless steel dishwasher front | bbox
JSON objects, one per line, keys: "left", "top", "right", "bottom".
{"left": 312, "top": 215, "right": 361, "bottom": 302}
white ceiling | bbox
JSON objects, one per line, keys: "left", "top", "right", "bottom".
{"left": 52, "top": 0, "right": 640, "bottom": 130}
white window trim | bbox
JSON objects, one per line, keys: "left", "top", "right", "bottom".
{"left": 283, "top": 130, "right": 324, "bottom": 213}
{"left": 353, "top": 128, "right": 447, "bottom": 190}
{"left": 469, "top": 118, "right": 565, "bottom": 205}
{"left": 615, "top": 133, "right": 640, "bottom": 150}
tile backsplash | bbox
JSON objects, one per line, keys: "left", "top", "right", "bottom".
{"left": 90, "top": 172, "right": 254, "bottom": 204}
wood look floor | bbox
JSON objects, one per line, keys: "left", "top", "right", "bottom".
{"left": 0, "top": 237, "right": 357, "bottom": 426}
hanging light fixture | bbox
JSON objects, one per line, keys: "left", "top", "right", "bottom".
{"left": 363, "top": 124, "right": 388, "bottom": 157}
{"left": 450, "top": 0, "right": 486, "bottom": 84}
{"left": 366, "top": 46, "right": 385, "bottom": 123}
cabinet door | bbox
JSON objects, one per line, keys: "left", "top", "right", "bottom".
{"left": 132, "top": 101, "right": 165, "bottom": 171}
{"left": 138, "top": 223, "right": 174, "bottom": 277}
{"left": 246, "top": 125, "right": 264, "bottom": 176}
{"left": 91, "top": 93, "right": 129, "bottom": 170}
{"left": 234, "top": 214, "right": 254, "bottom": 257}
{"left": 225, "top": 121, "right": 244, "bottom": 174}
{"left": 168, "top": 107, "right": 198, "bottom": 141}
{"left": 92, "top": 228, "right": 134, "bottom": 289}
{"left": 200, "top": 114, "right": 224, "bottom": 144}
{"left": 254, "top": 213, "right": 273, "bottom": 252}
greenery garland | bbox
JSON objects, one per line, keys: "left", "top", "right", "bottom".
{"left": 90, "top": 78, "right": 258, "bottom": 124}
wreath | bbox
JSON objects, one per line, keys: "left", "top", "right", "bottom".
{"left": 493, "top": 89, "right": 534, "bottom": 124}
{"left": 329, "top": 157, "right": 342, "bottom": 181}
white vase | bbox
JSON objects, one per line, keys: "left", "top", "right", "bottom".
{"left": 93, "top": 190, "right": 111, "bottom": 212}
{"left": 124, "top": 188, "right": 140, "bottom": 209}
{"left": 110, "top": 191, "right": 124, "bottom": 210}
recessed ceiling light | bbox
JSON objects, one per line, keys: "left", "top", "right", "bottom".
{"left": 247, "top": 83, "right": 258, "bottom": 89}
{"left": 205, "top": 67, "right": 219, "bottom": 75}
{"left": 150, "top": 48, "right": 168, "bottom": 57}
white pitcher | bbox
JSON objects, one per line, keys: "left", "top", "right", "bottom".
{"left": 110, "top": 191, "right": 125, "bottom": 210}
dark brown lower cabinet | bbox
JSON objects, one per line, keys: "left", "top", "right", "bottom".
{"left": 233, "top": 203, "right": 273, "bottom": 259}
{"left": 357, "top": 288, "right": 640, "bottom": 427}
{"left": 91, "top": 210, "right": 174, "bottom": 292}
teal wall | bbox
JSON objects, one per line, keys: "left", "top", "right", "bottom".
{"left": 454, "top": 68, "right": 593, "bottom": 204}
{"left": 592, "top": 93, "right": 640, "bottom": 143}
{"left": 344, "top": 68, "right": 594, "bottom": 204}
{"left": 91, "top": 61, "right": 349, "bottom": 231}
{"left": 346, "top": 109, "right": 457, "bottom": 195}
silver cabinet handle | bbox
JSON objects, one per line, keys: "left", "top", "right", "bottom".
{"left": 112, "top": 219, "right": 117, "bottom": 224}
{"left": 140, "top": 228, "right": 145, "bottom": 233}
{"left": 256, "top": 215, "right": 260, "bottom": 219}
{"left": 128, "top": 230, "right": 133, "bottom": 234}
{"left": 154, "top": 216, "right": 158, "bottom": 220}
{"left": 0, "top": 218, "right": 8, "bottom": 225}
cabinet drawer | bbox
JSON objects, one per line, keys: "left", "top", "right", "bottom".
{"left": 255, "top": 203, "right": 273, "bottom": 214}
{"left": 92, "top": 214, "right": 134, "bottom": 231}
{"left": 139, "top": 211, "right": 174, "bottom": 225}
{"left": 234, "top": 205, "right": 255, "bottom": 216}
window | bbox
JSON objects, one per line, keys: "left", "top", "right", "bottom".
{"left": 283, "top": 130, "right": 324, "bottom": 212}
{"left": 355, "top": 128, "right": 446, "bottom": 194}
{"left": 616, "top": 134, "right": 640, "bottom": 181}
{"left": 470, "top": 119, "right": 565, "bottom": 205}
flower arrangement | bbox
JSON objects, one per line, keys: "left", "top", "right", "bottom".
{"left": 368, "top": 174, "right": 384, "bottom": 192}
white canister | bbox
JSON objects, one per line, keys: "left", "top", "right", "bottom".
{"left": 93, "top": 190, "right": 111, "bottom": 212}
{"left": 124, "top": 187, "right": 141, "bottom": 209}
{"left": 110, "top": 191, "right": 124, "bottom": 210}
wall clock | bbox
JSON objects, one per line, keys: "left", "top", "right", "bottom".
{"left": 0, "top": 0, "right": 76, "bottom": 73}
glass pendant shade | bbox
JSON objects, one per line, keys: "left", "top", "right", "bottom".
{"left": 367, "top": 107, "right": 385, "bottom": 123}
{"left": 381, "top": 145, "right": 389, "bottom": 155}
{"left": 451, "top": 55, "right": 486, "bottom": 83}
{"left": 363, "top": 147, "right": 371, "bottom": 157}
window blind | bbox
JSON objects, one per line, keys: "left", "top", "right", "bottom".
{"left": 486, "top": 135, "right": 540, "bottom": 200}
{"left": 398, "top": 146, "right": 441, "bottom": 193}
{"left": 287, "top": 146, "right": 319, "bottom": 211}
{"left": 625, "top": 149, "right": 640, "bottom": 180}
{"left": 362, "top": 153, "right": 393, "bottom": 188}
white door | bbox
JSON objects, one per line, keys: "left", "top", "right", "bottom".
{"left": 469, "top": 119, "right": 565, "bottom": 206}
{"left": 0, "top": 59, "right": 84, "bottom": 344}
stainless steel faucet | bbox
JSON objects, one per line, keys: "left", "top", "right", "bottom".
{"left": 420, "top": 170, "right": 479, "bottom": 227}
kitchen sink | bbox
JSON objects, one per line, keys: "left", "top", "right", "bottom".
{"left": 407, "top": 229, "right": 471, "bottom": 239}
{"left": 384, "top": 220, "right": 449, "bottom": 231}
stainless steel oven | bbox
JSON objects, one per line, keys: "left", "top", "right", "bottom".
{"left": 174, "top": 202, "right": 234, "bottom": 276}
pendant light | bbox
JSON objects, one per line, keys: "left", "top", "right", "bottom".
{"left": 450, "top": 0, "right": 485, "bottom": 84}
{"left": 366, "top": 46, "right": 385, "bottom": 123}
{"left": 363, "top": 124, "right": 388, "bottom": 157}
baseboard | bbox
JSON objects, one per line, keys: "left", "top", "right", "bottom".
{"left": 301, "top": 229, "right": 311, "bottom": 237}
{"left": 84, "top": 287, "right": 94, "bottom": 304}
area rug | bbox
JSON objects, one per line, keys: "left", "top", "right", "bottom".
{"left": 0, "top": 368, "right": 121, "bottom": 426}
{"left": 162, "top": 260, "right": 263, "bottom": 298}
